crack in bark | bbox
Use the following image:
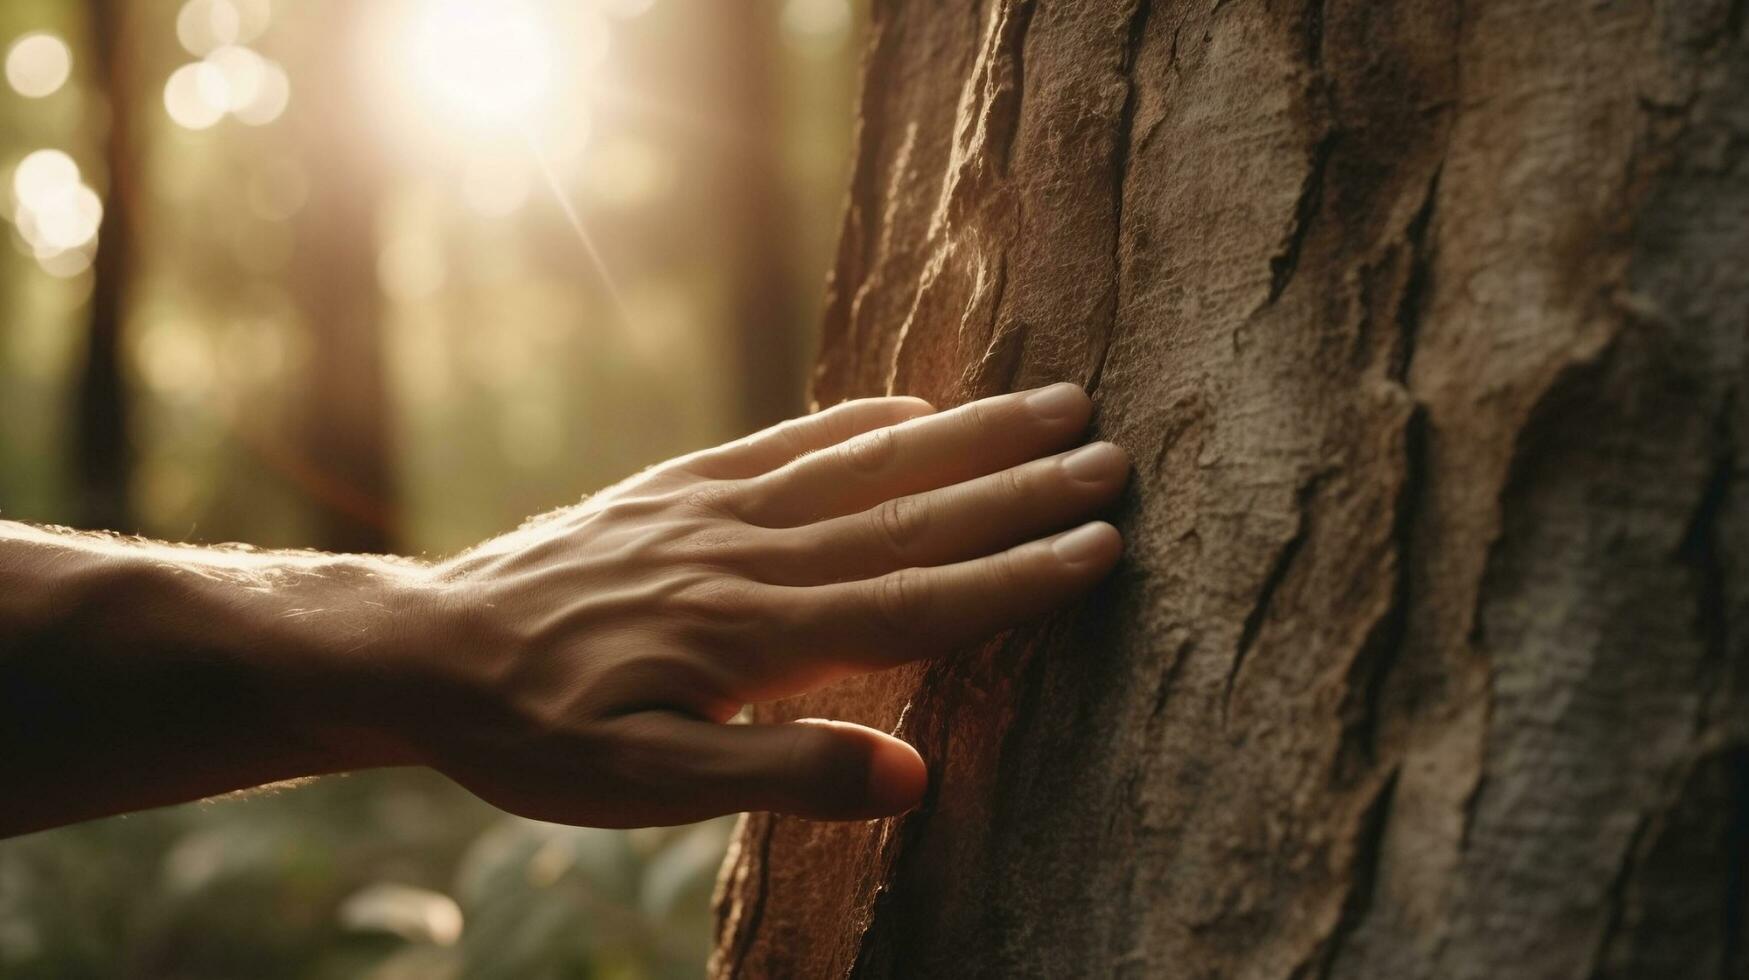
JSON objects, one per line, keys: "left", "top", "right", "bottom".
{"left": 844, "top": 677, "right": 960, "bottom": 976}
{"left": 1263, "top": 132, "right": 1339, "bottom": 308}
{"left": 718, "top": 813, "right": 777, "bottom": 980}
{"left": 1312, "top": 769, "right": 1401, "bottom": 980}
{"left": 1147, "top": 634, "right": 1197, "bottom": 731}
{"left": 1224, "top": 473, "right": 1324, "bottom": 715}
{"left": 1392, "top": 168, "right": 1442, "bottom": 382}
{"left": 1088, "top": 0, "right": 1155, "bottom": 396}
{"left": 1339, "top": 405, "right": 1428, "bottom": 776}
{"left": 1582, "top": 813, "right": 1652, "bottom": 979}
{"left": 1678, "top": 399, "right": 1734, "bottom": 689}
{"left": 1304, "top": 0, "right": 1329, "bottom": 68}
{"left": 997, "top": 0, "right": 1037, "bottom": 174}
{"left": 965, "top": 256, "right": 1020, "bottom": 395}
{"left": 1577, "top": 745, "right": 1749, "bottom": 979}
{"left": 1330, "top": 154, "right": 1442, "bottom": 770}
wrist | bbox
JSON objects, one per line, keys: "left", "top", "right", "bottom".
{"left": 267, "top": 553, "right": 439, "bottom": 773}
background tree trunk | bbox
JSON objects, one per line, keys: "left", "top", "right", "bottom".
{"left": 711, "top": 1, "right": 808, "bottom": 435}
{"left": 286, "top": 2, "right": 397, "bottom": 554}
{"left": 73, "top": 0, "right": 138, "bottom": 533}
{"left": 711, "top": 1, "right": 1749, "bottom": 977}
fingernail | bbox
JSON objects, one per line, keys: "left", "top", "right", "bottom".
{"left": 1025, "top": 382, "right": 1087, "bottom": 420}
{"left": 1061, "top": 442, "right": 1127, "bottom": 483}
{"left": 1053, "top": 522, "right": 1117, "bottom": 565}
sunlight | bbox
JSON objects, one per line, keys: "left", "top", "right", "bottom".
{"left": 400, "top": 0, "right": 556, "bottom": 128}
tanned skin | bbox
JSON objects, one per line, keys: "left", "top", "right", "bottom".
{"left": 0, "top": 384, "right": 1129, "bottom": 837}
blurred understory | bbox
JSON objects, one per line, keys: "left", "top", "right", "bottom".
{"left": 0, "top": 0, "right": 861, "bottom": 976}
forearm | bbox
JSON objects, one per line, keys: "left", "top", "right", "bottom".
{"left": 0, "top": 522, "right": 425, "bottom": 837}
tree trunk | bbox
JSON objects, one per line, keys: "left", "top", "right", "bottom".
{"left": 73, "top": 0, "right": 138, "bottom": 533}
{"left": 712, "top": 1, "right": 808, "bottom": 434}
{"left": 286, "top": 3, "right": 398, "bottom": 553}
{"left": 711, "top": 1, "right": 1749, "bottom": 977}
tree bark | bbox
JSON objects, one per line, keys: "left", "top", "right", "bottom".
{"left": 711, "top": 1, "right": 1749, "bottom": 978}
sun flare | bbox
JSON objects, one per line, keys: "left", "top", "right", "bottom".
{"left": 400, "top": 0, "right": 556, "bottom": 128}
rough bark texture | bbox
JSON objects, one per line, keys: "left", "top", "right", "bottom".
{"left": 712, "top": 0, "right": 1749, "bottom": 977}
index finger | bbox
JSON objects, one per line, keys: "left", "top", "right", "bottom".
{"left": 679, "top": 396, "right": 936, "bottom": 480}
{"left": 740, "top": 383, "right": 1095, "bottom": 527}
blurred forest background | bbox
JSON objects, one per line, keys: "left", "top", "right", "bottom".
{"left": 0, "top": 0, "right": 861, "bottom": 976}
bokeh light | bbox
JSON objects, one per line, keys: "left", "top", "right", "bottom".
{"left": 163, "top": 62, "right": 229, "bottom": 129}
{"left": 205, "top": 45, "right": 265, "bottom": 111}
{"left": 175, "top": 0, "right": 270, "bottom": 56}
{"left": 36, "top": 245, "right": 94, "bottom": 279}
{"left": 12, "top": 149, "right": 80, "bottom": 208}
{"left": 4, "top": 33, "right": 73, "bottom": 99}
{"left": 230, "top": 57, "right": 288, "bottom": 125}
{"left": 28, "top": 185, "right": 103, "bottom": 252}
{"left": 9, "top": 148, "right": 103, "bottom": 273}
{"left": 163, "top": 44, "right": 289, "bottom": 130}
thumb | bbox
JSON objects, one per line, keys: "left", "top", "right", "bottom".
{"left": 635, "top": 714, "right": 928, "bottom": 822}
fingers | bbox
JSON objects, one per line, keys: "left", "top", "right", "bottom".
{"left": 773, "top": 520, "right": 1122, "bottom": 668}
{"left": 741, "top": 383, "right": 1095, "bottom": 527}
{"left": 763, "top": 441, "right": 1130, "bottom": 585}
{"left": 680, "top": 396, "right": 936, "bottom": 480}
{"left": 618, "top": 714, "right": 927, "bottom": 822}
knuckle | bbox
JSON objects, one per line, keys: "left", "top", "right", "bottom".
{"left": 773, "top": 418, "right": 815, "bottom": 463}
{"left": 870, "top": 569, "right": 928, "bottom": 637}
{"left": 662, "top": 522, "right": 740, "bottom": 568}
{"left": 672, "top": 575, "right": 766, "bottom": 633}
{"left": 680, "top": 480, "right": 744, "bottom": 517}
{"left": 961, "top": 399, "right": 995, "bottom": 436}
{"left": 840, "top": 427, "right": 898, "bottom": 475}
{"left": 998, "top": 465, "right": 1030, "bottom": 501}
{"left": 817, "top": 402, "right": 864, "bottom": 446}
{"left": 873, "top": 495, "right": 928, "bottom": 555}
{"left": 704, "top": 528, "right": 791, "bottom": 579}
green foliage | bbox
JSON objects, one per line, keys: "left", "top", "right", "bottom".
{"left": 0, "top": 771, "right": 733, "bottom": 978}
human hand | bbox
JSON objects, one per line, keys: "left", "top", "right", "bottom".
{"left": 391, "top": 384, "right": 1128, "bottom": 826}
